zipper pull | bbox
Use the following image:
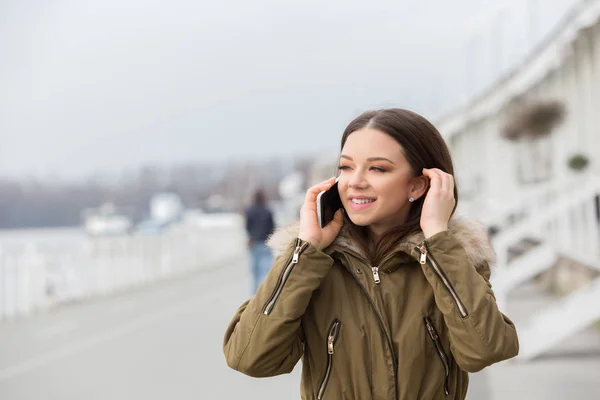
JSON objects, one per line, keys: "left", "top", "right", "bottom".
{"left": 372, "top": 267, "right": 381, "bottom": 284}
{"left": 327, "top": 335, "right": 335, "bottom": 354}
{"left": 418, "top": 244, "right": 427, "bottom": 264}
{"left": 426, "top": 321, "right": 438, "bottom": 340}
{"left": 292, "top": 244, "right": 303, "bottom": 263}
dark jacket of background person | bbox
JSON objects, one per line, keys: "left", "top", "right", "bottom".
{"left": 245, "top": 192, "right": 275, "bottom": 243}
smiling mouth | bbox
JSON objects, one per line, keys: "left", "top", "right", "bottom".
{"left": 350, "top": 198, "right": 376, "bottom": 205}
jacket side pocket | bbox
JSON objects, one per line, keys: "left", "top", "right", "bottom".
{"left": 424, "top": 316, "right": 450, "bottom": 396}
{"left": 317, "top": 318, "right": 341, "bottom": 400}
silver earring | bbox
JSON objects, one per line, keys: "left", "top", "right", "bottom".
{"left": 409, "top": 197, "right": 415, "bottom": 202}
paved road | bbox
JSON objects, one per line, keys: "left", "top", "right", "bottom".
{"left": 0, "top": 254, "right": 304, "bottom": 399}
{"left": 0, "top": 253, "right": 597, "bottom": 399}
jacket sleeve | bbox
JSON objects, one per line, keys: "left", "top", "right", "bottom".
{"left": 417, "top": 230, "right": 519, "bottom": 372}
{"left": 223, "top": 238, "right": 334, "bottom": 377}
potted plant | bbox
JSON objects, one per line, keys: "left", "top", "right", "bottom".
{"left": 502, "top": 99, "right": 566, "bottom": 183}
{"left": 567, "top": 153, "right": 589, "bottom": 172}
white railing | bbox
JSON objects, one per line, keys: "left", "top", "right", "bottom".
{"left": 479, "top": 173, "right": 600, "bottom": 359}
{"left": 0, "top": 214, "right": 246, "bottom": 321}
{"left": 491, "top": 173, "right": 600, "bottom": 271}
{"left": 486, "top": 173, "right": 600, "bottom": 315}
{"left": 518, "top": 274, "right": 600, "bottom": 360}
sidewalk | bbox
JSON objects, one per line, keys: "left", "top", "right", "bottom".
{"left": 470, "top": 282, "right": 600, "bottom": 399}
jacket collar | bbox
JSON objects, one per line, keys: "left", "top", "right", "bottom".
{"left": 266, "top": 215, "right": 495, "bottom": 270}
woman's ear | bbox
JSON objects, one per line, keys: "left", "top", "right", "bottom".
{"left": 410, "top": 175, "right": 428, "bottom": 200}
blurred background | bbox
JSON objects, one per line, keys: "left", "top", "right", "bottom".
{"left": 1, "top": 0, "right": 599, "bottom": 398}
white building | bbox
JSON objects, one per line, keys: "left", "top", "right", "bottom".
{"left": 436, "top": 0, "right": 600, "bottom": 361}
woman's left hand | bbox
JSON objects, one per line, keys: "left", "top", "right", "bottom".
{"left": 420, "top": 168, "right": 456, "bottom": 238}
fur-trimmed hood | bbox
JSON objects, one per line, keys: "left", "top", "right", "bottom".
{"left": 266, "top": 215, "right": 495, "bottom": 269}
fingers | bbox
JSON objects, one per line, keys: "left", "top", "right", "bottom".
{"left": 443, "top": 174, "right": 454, "bottom": 197}
{"left": 422, "top": 168, "right": 441, "bottom": 192}
{"left": 332, "top": 208, "right": 344, "bottom": 225}
{"left": 423, "top": 168, "right": 454, "bottom": 198}
{"left": 323, "top": 209, "right": 344, "bottom": 236}
{"left": 304, "top": 177, "right": 337, "bottom": 207}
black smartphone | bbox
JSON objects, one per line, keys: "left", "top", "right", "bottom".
{"left": 316, "top": 180, "right": 343, "bottom": 228}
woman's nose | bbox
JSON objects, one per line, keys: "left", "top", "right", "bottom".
{"left": 348, "top": 172, "right": 368, "bottom": 189}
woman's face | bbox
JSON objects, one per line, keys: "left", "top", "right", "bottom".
{"left": 338, "top": 127, "right": 422, "bottom": 237}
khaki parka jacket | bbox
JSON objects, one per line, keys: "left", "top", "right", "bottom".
{"left": 224, "top": 217, "right": 519, "bottom": 399}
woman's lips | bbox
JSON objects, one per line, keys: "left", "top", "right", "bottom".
{"left": 348, "top": 199, "right": 376, "bottom": 212}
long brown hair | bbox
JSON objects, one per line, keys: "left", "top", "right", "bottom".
{"left": 339, "top": 108, "right": 458, "bottom": 266}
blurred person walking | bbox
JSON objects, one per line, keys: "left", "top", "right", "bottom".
{"left": 245, "top": 189, "right": 275, "bottom": 294}
{"left": 225, "top": 109, "right": 519, "bottom": 399}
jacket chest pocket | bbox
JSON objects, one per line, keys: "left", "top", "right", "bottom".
{"left": 317, "top": 318, "right": 341, "bottom": 400}
{"left": 424, "top": 317, "right": 450, "bottom": 396}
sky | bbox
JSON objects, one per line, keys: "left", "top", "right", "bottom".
{"left": 0, "top": 0, "right": 577, "bottom": 181}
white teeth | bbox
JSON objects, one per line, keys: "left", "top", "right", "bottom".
{"left": 351, "top": 198, "right": 375, "bottom": 204}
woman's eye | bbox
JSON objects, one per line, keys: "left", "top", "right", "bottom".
{"left": 370, "top": 167, "right": 387, "bottom": 172}
{"left": 337, "top": 165, "right": 351, "bottom": 171}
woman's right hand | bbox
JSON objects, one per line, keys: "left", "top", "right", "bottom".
{"left": 298, "top": 177, "right": 345, "bottom": 251}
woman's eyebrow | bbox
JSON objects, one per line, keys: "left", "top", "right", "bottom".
{"left": 367, "top": 157, "right": 395, "bottom": 164}
{"left": 340, "top": 155, "right": 395, "bottom": 165}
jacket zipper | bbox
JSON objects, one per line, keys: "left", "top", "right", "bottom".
{"left": 371, "top": 253, "right": 395, "bottom": 284}
{"left": 424, "top": 317, "right": 450, "bottom": 396}
{"left": 416, "top": 241, "right": 469, "bottom": 318}
{"left": 262, "top": 239, "right": 309, "bottom": 315}
{"left": 317, "top": 319, "right": 341, "bottom": 400}
{"left": 371, "top": 267, "right": 381, "bottom": 283}
{"left": 342, "top": 254, "right": 399, "bottom": 400}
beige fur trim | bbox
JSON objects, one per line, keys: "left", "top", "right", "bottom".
{"left": 265, "top": 221, "right": 302, "bottom": 258}
{"left": 266, "top": 216, "right": 496, "bottom": 268}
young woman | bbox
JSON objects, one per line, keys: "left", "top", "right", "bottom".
{"left": 223, "top": 108, "right": 519, "bottom": 399}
